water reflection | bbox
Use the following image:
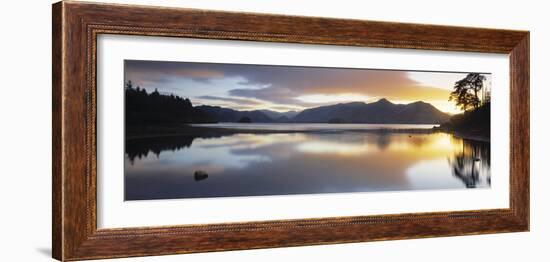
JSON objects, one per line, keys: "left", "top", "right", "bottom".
{"left": 126, "top": 135, "right": 195, "bottom": 164}
{"left": 448, "top": 138, "right": 491, "bottom": 188}
{"left": 125, "top": 131, "right": 490, "bottom": 200}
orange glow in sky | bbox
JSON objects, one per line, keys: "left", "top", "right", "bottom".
{"left": 125, "top": 60, "right": 491, "bottom": 115}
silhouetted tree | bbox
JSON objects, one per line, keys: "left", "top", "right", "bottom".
{"left": 125, "top": 80, "right": 133, "bottom": 90}
{"left": 449, "top": 73, "right": 487, "bottom": 111}
{"left": 124, "top": 80, "right": 215, "bottom": 126}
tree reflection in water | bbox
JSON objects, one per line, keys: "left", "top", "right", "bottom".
{"left": 126, "top": 135, "right": 198, "bottom": 164}
{"left": 448, "top": 137, "right": 491, "bottom": 188}
{"left": 124, "top": 131, "right": 492, "bottom": 200}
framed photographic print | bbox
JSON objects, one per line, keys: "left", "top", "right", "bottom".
{"left": 52, "top": 1, "right": 529, "bottom": 261}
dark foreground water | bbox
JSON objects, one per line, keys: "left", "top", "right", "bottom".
{"left": 124, "top": 126, "right": 490, "bottom": 201}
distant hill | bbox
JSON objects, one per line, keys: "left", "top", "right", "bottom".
{"left": 292, "top": 98, "right": 450, "bottom": 124}
{"left": 196, "top": 105, "right": 273, "bottom": 123}
{"left": 195, "top": 99, "right": 450, "bottom": 124}
{"left": 259, "top": 110, "right": 299, "bottom": 120}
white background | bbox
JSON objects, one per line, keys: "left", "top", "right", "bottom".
{"left": 98, "top": 35, "right": 509, "bottom": 228}
{"left": 0, "top": 0, "right": 546, "bottom": 261}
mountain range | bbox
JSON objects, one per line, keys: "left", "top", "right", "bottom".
{"left": 195, "top": 105, "right": 273, "bottom": 123}
{"left": 196, "top": 98, "right": 450, "bottom": 124}
{"left": 259, "top": 110, "right": 299, "bottom": 120}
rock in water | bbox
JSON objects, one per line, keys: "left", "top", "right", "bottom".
{"left": 194, "top": 170, "right": 208, "bottom": 181}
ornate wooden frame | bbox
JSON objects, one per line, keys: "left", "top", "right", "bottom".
{"left": 52, "top": 1, "right": 530, "bottom": 261}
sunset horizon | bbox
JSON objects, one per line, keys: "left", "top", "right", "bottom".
{"left": 125, "top": 60, "right": 492, "bottom": 115}
{"left": 124, "top": 59, "right": 491, "bottom": 201}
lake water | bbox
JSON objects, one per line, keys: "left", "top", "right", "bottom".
{"left": 125, "top": 124, "right": 490, "bottom": 200}
{"left": 192, "top": 123, "right": 438, "bottom": 131}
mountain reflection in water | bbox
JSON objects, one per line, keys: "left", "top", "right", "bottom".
{"left": 125, "top": 131, "right": 490, "bottom": 200}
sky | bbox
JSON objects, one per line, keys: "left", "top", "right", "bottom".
{"left": 124, "top": 60, "right": 491, "bottom": 114}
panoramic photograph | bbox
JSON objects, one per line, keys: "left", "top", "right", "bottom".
{"left": 124, "top": 60, "right": 491, "bottom": 201}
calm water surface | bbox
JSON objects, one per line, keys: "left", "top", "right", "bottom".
{"left": 125, "top": 124, "right": 490, "bottom": 200}
{"left": 192, "top": 123, "right": 438, "bottom": 131}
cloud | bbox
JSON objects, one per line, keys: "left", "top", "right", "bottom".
{"left": 228, "top": 68, "right": 452, "bottom": 104}
{"left": 229, "top": 86, "right": 296, "bottom": 104}
{"left": 125, "top": 60, "right": 226, "bottom": 86}
{"left": 124, "top": 60, "right": 470, "bottom": 111}
{"left": 196, "top": 95, "right": 263, "bottom": 106}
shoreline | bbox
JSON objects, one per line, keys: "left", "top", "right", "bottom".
{"left": 432, "top": 126, "right": 490, "bottom": 143}
{"left": 444, "top": 130, "right": 490, "bottom": 143}
{"left": 126, "top": 124, "right": 490, "bottom": 143}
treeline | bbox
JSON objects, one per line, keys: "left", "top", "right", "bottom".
{"left": 439, "top": 102, "right": 490, "bottom": 138}
{"left": 441, "top": 73, "right": 491, "bottom": 139}
{"left": 125, "top": 81, "right": 216, "bottom": 126}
